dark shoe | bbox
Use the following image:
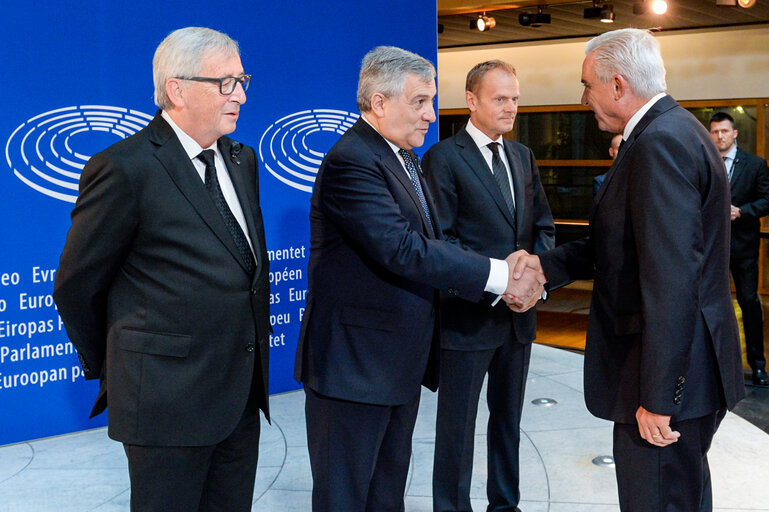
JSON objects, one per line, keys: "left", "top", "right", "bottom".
{"left": 753, "top": 368, "right": 769, "bottom": 386}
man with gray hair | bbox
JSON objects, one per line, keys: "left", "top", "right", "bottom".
{"left": 54, "top": 27, "right": 270, "bottom": 511}
{"left": 508, "top": 28, "right": 744, "bottom": 510}
{"left": 295, "top": 46, "right": 543, "bottom": 512}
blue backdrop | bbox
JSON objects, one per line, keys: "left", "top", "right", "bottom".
{"left": 0, "top": 2, "right": 437, "bottom": 445}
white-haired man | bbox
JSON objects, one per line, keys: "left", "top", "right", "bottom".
{"left": 55, "top": 27, "right": 270, "bottom": 511}
{"left": 509, "top": 28, "right": 744, "bottom": 511}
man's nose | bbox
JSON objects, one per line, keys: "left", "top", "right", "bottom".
{"left": 231, "top": 81, "right": 247, "bottom": 104}
{"left": 424, "top": 104, "right": 436, "bottom": 123}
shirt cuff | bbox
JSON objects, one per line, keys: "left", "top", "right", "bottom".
{"left": 484, "top": 258, "right": 508, "bottom": 295}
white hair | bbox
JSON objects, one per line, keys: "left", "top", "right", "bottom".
{"left": 585, "top": 28, "right": 666, "bottom": 99}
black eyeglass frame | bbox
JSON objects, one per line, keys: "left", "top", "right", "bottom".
{"left": 175, "top": 74, "right": 251, "bottom": 95}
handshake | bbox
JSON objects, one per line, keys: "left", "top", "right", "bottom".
{"left": 501, "top": 250, "right": 545, "bottom": 313}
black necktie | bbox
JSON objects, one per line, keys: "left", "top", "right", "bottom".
{"left": 398, "top": 149, "right": 433, "bottom": 227}
{"left": 197, "top": 150, "right": 255, "bottom": 274}
{"left": 487, "top": 142, "right": 515, "bottom": 216}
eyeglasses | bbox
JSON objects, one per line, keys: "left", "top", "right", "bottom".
{"left": 176, "top": 74, "right": 251, "bottom": 95}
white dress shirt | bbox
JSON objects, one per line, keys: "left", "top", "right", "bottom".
{"left": 161, "top": 111, "right": 254, "bottom": 253}
{"left": 464, "top": 119, "right": 516, "bottom": 210}
{"left": 723, "top": 144, "right": 737, "bottom": 180}
{"left": 622, "top": 92, "right": 667, "bottom": 142}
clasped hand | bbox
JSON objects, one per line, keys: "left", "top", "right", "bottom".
{"left": 502, "top": 250, "right": 546, "bottom": 313}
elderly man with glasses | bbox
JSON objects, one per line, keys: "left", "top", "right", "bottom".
{"left": 54, "top": 26, "right": 270, "bottom": 512}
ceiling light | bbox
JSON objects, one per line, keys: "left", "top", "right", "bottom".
{"left": 470, "top": 13, "right": 496, "bottom": 31}
{"left": 600, "top": 4, "right": 615, "bottom": 22}
{"left": 651, "top": 0, "right": 668, "bottom": 14}
{"left": 633, "top": 0, "right": 667, "bottom": 14}
{"left": 738, "top": 0, "right": 756, "bottom": 7}
{"left": 519, "top": 6, "right": 551, "bottom": 27}
{"left": 584, "top": 0, "right": 602, "bottom": 18}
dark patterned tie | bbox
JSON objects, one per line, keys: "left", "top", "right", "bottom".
{"left": 398, "top": 149, "right": 433, "bottom": 227}
{"left": 487, "top": 142, "right": 515, "bottom": 215}
{"left": 197, "top": 150, "right": 255, "bottom": 274}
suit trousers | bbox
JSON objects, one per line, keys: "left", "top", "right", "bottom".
{"left": 304, "top": 386, "right": 421, "bottom": 512}
{"left": 433, "top": 340, "right": 531, "bottom": 512}
{"left": 123, "top": 393, "right": 261, "bottom": 512}
{"left": 613, "top": 409, "right": 725, "bottom": 512}
{"left": 730, "top": 255, "right": 766, "bottom": 369}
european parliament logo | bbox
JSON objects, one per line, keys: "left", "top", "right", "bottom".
{"left": 5, "top": 106, "right": 152, "bottom": 203}
{"left": 259, "top": 109, "right": 359, "bottom": 193}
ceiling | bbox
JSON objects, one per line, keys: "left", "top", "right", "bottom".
{"left": 437, "top": 0, "right": 769, "bottom": 48}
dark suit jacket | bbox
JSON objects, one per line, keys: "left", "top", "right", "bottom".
{"left": 538, "top": 96, "right": 744, "bottom": 424}
{"left": 294, "top": 118, "right": 492, "bottom": 406}
{"left": 54, "top": 113, "right": 271, "bottom": 446}
{"left": 728, "top": 148, "right": 769, "bottom": 259}
{"left": 422, "top": 128, "right": 555, "bottom": 350}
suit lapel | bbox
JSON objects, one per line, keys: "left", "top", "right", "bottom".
{"left": 148, "top": 115, "right": 250, "bottom": 273}
{"left": 456, "top": 128, "right": 516, "bottom": 230}
{"left": 219, "top": 137, "right": 263, "bottom": 276}
{"left": 354, "top": 119, "right": 436, "bottom": 237}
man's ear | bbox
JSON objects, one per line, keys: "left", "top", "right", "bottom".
{"left": 369, "top": 92, "right": 387, "bottom": 118}
{"left": 465, "top": 90, "right": 478, "bottom": 113}
{"left": 612, "top": 74, "right": 627, "bottom": 101}
{"left": 165, "top": 78, "right": 185, "bottom": 108}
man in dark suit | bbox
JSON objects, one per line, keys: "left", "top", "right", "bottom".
{"left": 709, "top": 112, "right": 769, "bottom": 386}
{"left": 422, "top": 60, "right": 555, "bottom": 512}
{"left": 509, "top": 29, "right": 744, "bottom": 511}
{"left": 294, "top": 46, "right": 544, "bottom": 512}
{"left": 53, "top": 27, "right": 270, "bottom": 511}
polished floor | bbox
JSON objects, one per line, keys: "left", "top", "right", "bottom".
{"left": 1, "top": 343, "right": 768, "bottom": 512}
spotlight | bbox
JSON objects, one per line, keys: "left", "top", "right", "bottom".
{"left": 633, "top": 0, "right": 667, "bottom": 14}
{"left": 718, "top": 0, "right": 756, "bottom": 5}
{"left": 519, "top": 6, "right": 550, "bottom": 27}
{"left": 584, "top": 6, "right": 602, "bottom": 18}
{"left": 651, "top": 0, "right": 668, "bottom": 14}
{"left": 470, "top": 13, "right": 496, "bottom": 31}
{"left": 600, "top": 4, "right": 615, "bottom": 22}
{"left": 584, "top": 0, "right": 602, "bottom": 18}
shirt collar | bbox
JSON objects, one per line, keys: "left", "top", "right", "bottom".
{"left": 465, "top": 118, "right": 503, "bottom": 149}
{"left": 622, "top": 92, "right": 667, "bottom": 141}
{"left": 161, "top": 110, "right": 218, "bottom": 159}
{"left": 724, "top": 144, "right": 738, "bottom": 161}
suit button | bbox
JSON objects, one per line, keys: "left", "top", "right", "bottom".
{"left": 250, "top": 289, "right": 258, "bottom": 295}
{"left": 246, "top": 343, "right": 255, "bottom": 352}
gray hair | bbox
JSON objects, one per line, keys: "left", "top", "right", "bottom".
{"left": 153, "top": 27, "right": 240, "bottom": 110}
{"left": 585, "top": 28, "right": 666, "bottom": 100}
{"left": 357, "top": 46, "right": 436, "bottom": 112}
